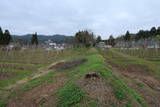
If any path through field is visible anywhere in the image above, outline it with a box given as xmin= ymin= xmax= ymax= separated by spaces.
xmin=5 ymin=60 xmax=65 ymax=89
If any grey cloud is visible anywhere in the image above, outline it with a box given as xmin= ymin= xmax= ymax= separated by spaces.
xmin=0 ymin=0 xmax=160 ymax=39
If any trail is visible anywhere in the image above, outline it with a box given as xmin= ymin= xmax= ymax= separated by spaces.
xmin=5 ymin=60 xmax=65 ymax=89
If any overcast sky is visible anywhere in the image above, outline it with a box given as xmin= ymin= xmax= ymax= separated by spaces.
xmin=0 ymin=0 xmax=160 ymax=39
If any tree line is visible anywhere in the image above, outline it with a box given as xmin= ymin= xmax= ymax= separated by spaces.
xmin=1 ymin=26 xmax=160 ymax=48
xmin=0 ymin=27 xmax=39 ymax=46
xmin=103 ymin=26 xmax=160 ymax=47
xmin=70 ymin=30 xmax=104 ymax=48
xmin=117 ymin=26 xmax=160 ymax=41
xmin=0 ymin=27 xmax=12 ymax=46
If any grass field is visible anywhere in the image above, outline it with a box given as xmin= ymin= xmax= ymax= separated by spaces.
xmin=0 ymin=48 xmax=160 ymax=107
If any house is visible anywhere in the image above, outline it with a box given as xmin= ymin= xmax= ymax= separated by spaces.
xmin=44 ymin=39 xmax=67 ymax=50
xmin=96 ymin=42 xmax=112 ymax=49
xmin=96 ymin=42 xmax=105 ymax=48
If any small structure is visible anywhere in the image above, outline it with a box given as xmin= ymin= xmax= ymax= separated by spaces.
xmin=44 ymin=39 xmax=67 ymax=50
xmin=96 ymin=42 xmax=112 ymax=49
xmin=96 ymin=42 xmax=105 ymax=48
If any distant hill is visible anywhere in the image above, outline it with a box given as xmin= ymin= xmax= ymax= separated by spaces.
xmin=12 ymin=34 xmax=73 ymax=44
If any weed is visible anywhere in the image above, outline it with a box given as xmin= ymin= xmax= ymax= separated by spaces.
xmin=114 ymin=88 xmax=126 ymax=100
xmin=125 ymin=102 xmax=133 ymax=107
xmin=0 ymin=98 xmax=7 ymax=107
xmin=136 ymin=82 xmax=144 ymax=87
xmin=57 ymin=85 xmax=85 ymax=107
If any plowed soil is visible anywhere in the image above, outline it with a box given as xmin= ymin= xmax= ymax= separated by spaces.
xmin=0 ymin=72 xmax=18 ymax=81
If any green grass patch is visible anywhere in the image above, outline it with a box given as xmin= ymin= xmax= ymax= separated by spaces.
xmin=136 ymin=82 xmax=145 ymax=87
xmin=21 ymin=71 xmax=54 ymax=91
xmin=0 ymin=98 xmax=7 ymax=107
xmin=125 ymin=102 xmax=134 ymax=107
xmin=111 ymin=77 xmax=147 ymax=107
xmin=69 ymin=53 xmax=112 ymax=81
xmin=0 ymin=69 xmax=39 ymax=88
xmin=57 ymin=85 xmax=85 ymax=107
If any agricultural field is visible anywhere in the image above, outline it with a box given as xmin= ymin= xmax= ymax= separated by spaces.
xmin=0 ymin=48 xmax=160 ymax=107
xmin=116 ymin=48 xmax=160 ymax=66
xmin=0 ymin=49 xmax=83 ymax=88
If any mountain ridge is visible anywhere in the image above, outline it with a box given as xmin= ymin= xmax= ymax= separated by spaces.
xmin=12 ymin=34 xmax=73 ymax=44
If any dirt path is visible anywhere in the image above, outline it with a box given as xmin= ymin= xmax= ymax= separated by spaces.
xmin=5 ymin=60 xmax=65 ymax=89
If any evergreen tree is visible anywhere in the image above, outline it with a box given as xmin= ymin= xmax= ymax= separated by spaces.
xmin=150 ymin=27 xmax=157 ymax=37
xmin=96 ymin=36 xmax=102 ymax=43
xmin=3 ymin=29 xmax=12 ymax=45
xmin=157 ymin=27 xmax=160 ymax=35
xmin=31 ymin=32 xmax=38 ymax=45
xmin=124 ymin=31 xmax=131 ymax=41
xmin=136 ymin=30 xmax=146 ymax=40
xmin=116 ymin=26 xmax=160 ymax=42
xmin=108 ymin=35 xmax=115 ymax=46
xmin=0 ymin=27 xmax=3 ymax=45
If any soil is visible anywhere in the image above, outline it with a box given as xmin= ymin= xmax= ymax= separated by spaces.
xmin=77 ymin=72 xmax=125 ymax=107
xmin=85 ymin=72 xmax=101 ymax=79
xmin=0 ymin=64 xmax=37 ymax=71
xmin=107 ymin=60 xmax=160 ymax=107
xmin=5 ymin=61 xmax=65 ymax=89
xmin=0 ymin=72 xmax=18 ymax=81
xmin=48 ymin=62 xmax=65 ymax=70
xmin=7 ymin=73 xmax=67 ymax=107
xmin=48 ymin=58 xmax=87 ymax=71
xmin=6 ymin=59 xmax=82 ymax=107
xmin=107 ymin=60 xmax=160 ymax=91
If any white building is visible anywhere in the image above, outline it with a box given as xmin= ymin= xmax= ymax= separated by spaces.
xmin=96 ymin=42 xmax=112 ymax=49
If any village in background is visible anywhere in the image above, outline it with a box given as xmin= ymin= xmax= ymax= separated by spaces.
xmin=0 ymin=26 xmax=160 ymax=50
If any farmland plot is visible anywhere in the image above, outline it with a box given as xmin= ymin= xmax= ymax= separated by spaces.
xmin=0 ymin=48 xmax=159 ymax=107
xmin=99 ymin=48 xmax=160 ymax=107
xmin=0 ymin=49 xmax=84 ymax=88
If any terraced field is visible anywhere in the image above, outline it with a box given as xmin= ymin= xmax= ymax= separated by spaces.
xmin=0 ymin=48 xmax=159 ymax=107
xmin=99 ymin=48 xmax=160 ymax=107
xmin=0 ymin=49 xmax=85 ymax=86
xmin=116 ymin=49 xmax=160 ymax=66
